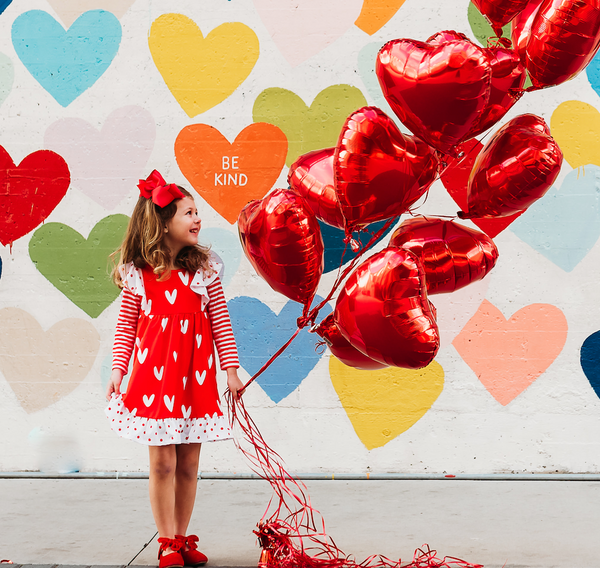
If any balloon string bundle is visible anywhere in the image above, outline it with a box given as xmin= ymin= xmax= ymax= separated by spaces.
xmin=225 ymin=392 xmax=483 ymax=568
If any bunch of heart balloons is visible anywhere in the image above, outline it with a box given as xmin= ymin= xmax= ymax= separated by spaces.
xmin=239 ymin=0 xmax=600 ymax=372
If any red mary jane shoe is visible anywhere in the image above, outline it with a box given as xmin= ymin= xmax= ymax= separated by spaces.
xmin=158 ymin=537 xmax=184 ymax=568
xmin=175 ymin=534 xmax=208 ymax=566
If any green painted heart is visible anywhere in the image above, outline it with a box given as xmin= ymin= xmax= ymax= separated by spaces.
xmin=29 ymin=214 xmax=129 ymax=318
xmin=252 ymin=84 xmax=367 ymax=167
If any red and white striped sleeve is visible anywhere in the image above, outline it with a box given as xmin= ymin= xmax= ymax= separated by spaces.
xmin=112 ymin=287 xmax=141 ymax=374
xmin=206 ymin=277 xmax=240 ymax=370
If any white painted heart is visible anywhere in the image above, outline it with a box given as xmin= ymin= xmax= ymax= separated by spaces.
xmin=142 ymin=297 xmax=152 ymax=316
xmin=178 ymin=271 xmax=190 ymax=286
xmin=154 ymin=366 xmax=164 ymax=381
xmin=183 ymin=376 xmax=188 ymax=389
xmin=173 ymin=351 xmax=178 ymax=361
xmin=180 ymin=319 xmax=189 ymax=334
xmin=196 ymin=334 xmax=202 ymax=348
xmin=165 ymin=289 xmax=177 ymax=304
xmin=137 ymin=347 xmax=148 ymax=364
xmin=181 ymin=404 xmax=191 ymax=419
xmin=43 ymin=105 xmax=155 ymax=209
xmin=196 ymin=370 xmax=206 ymax=385
xmin=143 ymin=394 xmax=155 ymax=407
xmin=208 ymin=354 xmax=213 ymax=369
xmin=136 ymin=337 xmax=141 ymax=348
xmin=163 ymin=394 xmax=174 ymax=412
xmin=161 ymin=317 xmax=168 ymax=331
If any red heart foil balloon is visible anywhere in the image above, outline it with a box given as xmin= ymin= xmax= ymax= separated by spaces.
xmin=459 ymin=114 xmax=563 ymax=219
xmin=511 ymin=0 xmax=544 ymax=62
xmin=334 ymin=247 xmax=439 ymax=369
xmin=334 ymin=106 xmax=439 ymax=234
xmin=288 ymin=148 xmax=345 ymax=229
xmin=471 ymin=0 xmax=531 ymax=35
xmin=315 ymin=313 xmax=388 ymax=370
xmin=388 ymin=216 xmax=499 ymax=294
xmin=376 ymin=38 xmax=492 ymax=155
xmin=0 ymin=147 xmax=70 ymax=247
xmin=526 ymin=0 xmax=600 ymax=90
xmin=238 ymin=188 xmax=324 ymax=306
xmin=428 ymin=31 xmax=526 ymax=139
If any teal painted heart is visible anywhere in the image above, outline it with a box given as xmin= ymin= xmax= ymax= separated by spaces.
xmin=29 ymin=214 xmax=129 ymax=317
xmin=11 ymin=10 xmax=121 ymax=107
xmin=0 ymin=52 xmax=14 ymax=108
xmin=510 ymin=165 xmax=600 ymax=272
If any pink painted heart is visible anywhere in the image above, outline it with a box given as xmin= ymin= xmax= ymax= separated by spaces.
xmin=44 ymin=106 xmax=155 ymax=209
xmin=252 ymin=0 xmax=363 ymax=67
xmin=452 ymin=300 xmax=568 ymax=405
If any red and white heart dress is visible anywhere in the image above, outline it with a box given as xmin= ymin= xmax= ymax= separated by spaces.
xmin=105 ymin=259 xmax=239 ymax=446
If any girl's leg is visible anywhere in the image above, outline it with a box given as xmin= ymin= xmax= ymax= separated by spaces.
xmin=173 ymin=443 xmax=202 ymax=535
xmin=149 ymin=445 xmax=178 ymax=539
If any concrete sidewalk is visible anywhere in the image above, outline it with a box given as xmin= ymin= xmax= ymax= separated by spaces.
xmin=1 ymin=477 xmax=599 ymax=568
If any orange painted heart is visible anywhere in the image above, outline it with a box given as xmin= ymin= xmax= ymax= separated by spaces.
xmin=452 ymin=300 xmax=568 ymax=405
xmin=175 ymin=123 xmax=287 ymax=224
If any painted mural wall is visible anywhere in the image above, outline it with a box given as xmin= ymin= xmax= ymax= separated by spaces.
xmin=1 ymin=0 xmax=600 ymax=474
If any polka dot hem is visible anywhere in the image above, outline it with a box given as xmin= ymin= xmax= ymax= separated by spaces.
xmin=105 ymin=394 xmax=232 ymax=446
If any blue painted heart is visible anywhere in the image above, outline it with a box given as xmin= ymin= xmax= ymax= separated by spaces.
xmin=509 ymin=165 xmax=600 ymax=272
xmin=228 ymin=296 xmax=332 ymax=403
xmin=11 ymin=10 xmax=121 ymax=107
xmin=580 ymin=330 xmax=600 ymax=400
xmin=200 ymin=227 xmax=242 ymax=289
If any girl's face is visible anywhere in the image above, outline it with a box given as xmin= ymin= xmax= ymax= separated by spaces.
xmin=164 ymin=196 xmax=201 ymax=256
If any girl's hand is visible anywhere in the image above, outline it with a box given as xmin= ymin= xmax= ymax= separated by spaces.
xmin=106 ymin=369 xmax=124 ymax=401
xmin=226 ymin=367 xmax=244 ymax=400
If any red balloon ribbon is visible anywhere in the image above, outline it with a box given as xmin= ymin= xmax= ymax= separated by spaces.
xmin=138 ymin=169 xmax=184 ymax=208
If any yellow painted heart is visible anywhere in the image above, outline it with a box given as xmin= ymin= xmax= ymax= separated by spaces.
xmin=551 ymin=100 xmax=600 ymax=168
xmin=0 ymin=308 xmax=100 ymax=413
xmin=148 ymin=13 xmax=259 ymax=117
xmin=329 ymin=356 xmax=444 ymax=450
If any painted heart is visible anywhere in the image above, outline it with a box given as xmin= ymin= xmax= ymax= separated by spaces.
xmin=180 ymin=319 xmax=188 ymax=334
xmin=0 ymin=1 xmax=12 ymax=16
xmin=181 ymin=404 xmax=191 ymax=419
xmin=196 ymin=370 xmax=206 ymax=385
xmin=252 ymin=0 xmax=362 ymax=67
xmin=238 ymin=189 xmax=324 ymax=306
xmin=228 ymin=296 xmax=332 ymax=403
xmin=173 ymin=351 xmax=178 ymax=362
xmin=329 ymin=357 xmax=444 ymax=450
xmin=253 ymin=85 xmax=367 ymax=167
xmin=0 ymin=146 xmax=70 ymax=247
xmin=46 ymin=0 xmax=135 ymax=27
xmin=376 ymin=37 xmax=491 ymax=155
xmin=28 ymin=214 xmax=129 ymax=318
xmin=200 ymin=228 xmax=242 ymax=288
xmin=319 ymin=219 xmax=397 ymax=274
xmin=165 ymin=290 xmax=177 ymax=304
xmin=335 ymin=106 xmax=439 ymax=232
xmin=195 ymin=334 xmax=202 ymax=348
xmin=137 ymin=347 xmax=148 ymax=364
xmin=510 ymin=165 xmax=600 ymax=272
xmin=335 ymin=247 xmax=439 ymax=369
xmin=161 ymin=318 xmax=168 ymax=331
xmin=551 ymin=100 xmax=600 ymax=169
xmin=183 ymin=376 xmax=188 ymax=389
xmin=143 ymin=394 xmax=154 ymax=407
xmin=154 ymin=366 xmax=164 ymax=381
xmin=141 ymin=298 xmax=152 ymax=316
xmin=354 ymin=0 xmax=406 ymax=35
xmin=11 ymin=10 xmax=122 ymax=107
xmin=453 ymin=300 xmax=568 ymax=405
xmin=175 ymin=123 xmax=287 ymax=224
xmin=357 ymin=42 xmax=396 ymax=118
xmin=388 ymin=217 xmax=498 ymax=294
xmin=0 ymin=308 xmax=100 ymax=413
xmin=288 ymin=148 xmax=345 ymax=229
xmin=178 ymin=271 xmax=189 ymax=286
xmin=459 ymin=114 xmax=563 ymax=219
xmin=440 ymin=138 xmax=524 ymax=237
xmin=44 ymin=106 xmax=155 ymax=209
xmin=0 ymin=52 xmax=14 ymax=108
xmin=149 ymin=13 xmax=259 ymax=117
xmin=580 ymin=330 xmax=600 ymax=400
xmin=586 ymin=49 xmax=600 ymax=98
xmin=163 ymin=394 xmax=174 ymax=412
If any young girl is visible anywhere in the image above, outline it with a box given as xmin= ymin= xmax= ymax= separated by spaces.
xmin=105 ymin=170 xmax=244 ymax=568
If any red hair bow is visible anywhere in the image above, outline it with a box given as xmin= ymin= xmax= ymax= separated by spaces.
xmin=138 ymin=170 xmax=184 ymax=208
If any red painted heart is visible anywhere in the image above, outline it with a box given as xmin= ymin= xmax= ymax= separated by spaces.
xmin=238 ymin=188 xmax=324 ymax=306
xmin=389 ymin=216 xmax=499 ymax=294
xmin=376 ymin=37 xmax=491 ymax=155
xmin=334 ymin=106 xmax=439 ymax=234
xmin=288 ymin=147 xmax=345 ymax=229
xmin=0 ymin=146 xmax=70 ymax=247
xmin=335 ymin=247 xmax=439 ymax=369
xmin=459 ymin=114 xmax=563 ymax=219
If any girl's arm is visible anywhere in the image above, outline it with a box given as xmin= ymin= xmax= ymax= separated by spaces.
xmin=106 ymin=287 xmax=141 ymax=400
xmin=206 ymin=277 xmax=243 ymax=397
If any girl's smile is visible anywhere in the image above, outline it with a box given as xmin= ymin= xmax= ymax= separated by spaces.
xmin=164 ymin=196 xmax=202 ymax=257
